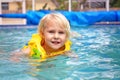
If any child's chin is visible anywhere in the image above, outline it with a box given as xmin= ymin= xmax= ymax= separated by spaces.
xmin=52 ymin=48 xmax=60 ymax=50
xmin=51 ymin=47 xmax=61 ymax=50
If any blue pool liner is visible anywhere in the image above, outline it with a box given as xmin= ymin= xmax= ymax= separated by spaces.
xmin=0 ymin=10 xmax=120 ymax=26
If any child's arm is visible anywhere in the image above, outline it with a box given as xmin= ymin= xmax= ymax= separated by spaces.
xmin=64 ymin=51 xmax=78 ymax=58
xmin=10 ymin=47 xmax=31 ymax=62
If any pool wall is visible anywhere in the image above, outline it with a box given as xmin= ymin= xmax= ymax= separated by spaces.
xmin=0 ymin=10 xmax=120 ymax=26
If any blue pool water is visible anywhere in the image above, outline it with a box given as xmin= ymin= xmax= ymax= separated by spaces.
xmin=0 ymin=25 xmax=120 ymax=80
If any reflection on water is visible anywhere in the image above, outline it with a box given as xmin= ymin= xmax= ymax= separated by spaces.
xmin=0 ymin=25 xmax=120 ymax=80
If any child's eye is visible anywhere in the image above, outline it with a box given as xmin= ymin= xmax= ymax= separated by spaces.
xmin=59 ymin=31 xmax=65 ymax=34
xmin=48 ymin=30 xmax=54 ymax=33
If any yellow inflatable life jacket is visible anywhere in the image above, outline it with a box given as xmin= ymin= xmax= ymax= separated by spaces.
xmin=23 ymin=34 xmax=72 ymax=59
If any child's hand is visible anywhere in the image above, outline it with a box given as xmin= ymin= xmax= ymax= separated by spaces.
xmin=10 ymin=55 xmax=21 ymax=62
xmin=10 ymin=52 xmax=21 ymax=62
xmin=10 ymin=48 xmax=30 ymax=62
xmin=64 ymin=51 xmax=78 ymax=58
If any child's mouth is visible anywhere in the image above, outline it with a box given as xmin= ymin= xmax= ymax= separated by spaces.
xmin=52 ymin=41 xmax=60 ymax=44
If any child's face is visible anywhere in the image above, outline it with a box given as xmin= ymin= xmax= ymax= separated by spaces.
xmin=42 ymin=22 xmax=67 ymax=51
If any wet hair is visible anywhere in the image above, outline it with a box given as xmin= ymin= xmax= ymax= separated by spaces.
xmin=38 ymin=12 xmax=70 ymax=38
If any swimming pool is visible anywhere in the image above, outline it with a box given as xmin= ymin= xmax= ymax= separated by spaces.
xmin=0 ymin=25 xmax=120 ymax=80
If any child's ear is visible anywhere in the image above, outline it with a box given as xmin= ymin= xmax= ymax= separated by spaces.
xmin=40 ymin=32 xmax=45 ymax=39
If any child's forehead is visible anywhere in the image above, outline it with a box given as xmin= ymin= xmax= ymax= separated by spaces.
xmin=46 ymin=20 xmax=57 ymax=25
xmin=45 ymin=20 xmax=64 ymax=28
xmin=45 ymin=22 xmax=65 ymax=30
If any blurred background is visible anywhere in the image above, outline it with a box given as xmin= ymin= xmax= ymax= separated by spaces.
xmin=0 ymin=0 xmax=120 ymax=25
xmin=0 ymin=0 xmax=120 ymax=13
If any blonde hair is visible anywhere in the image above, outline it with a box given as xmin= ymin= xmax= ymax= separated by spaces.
xmin=38 ymin=12 xmax=70 ymax=38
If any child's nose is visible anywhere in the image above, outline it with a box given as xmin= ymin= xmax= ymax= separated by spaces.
xmin=54 ymin=33 xmax=59 ymax=39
